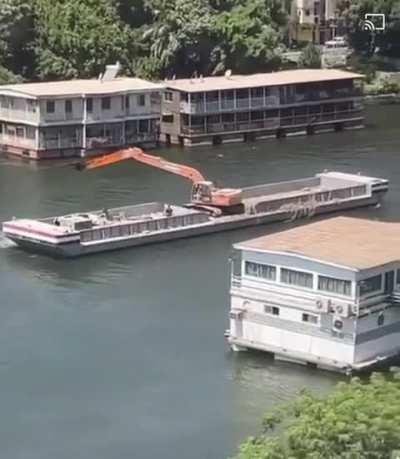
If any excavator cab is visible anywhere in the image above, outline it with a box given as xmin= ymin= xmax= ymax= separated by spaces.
xmin=191 ymin=181 xmax=214 ymax=204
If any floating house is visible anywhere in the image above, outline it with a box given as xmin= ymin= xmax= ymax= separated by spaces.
xmin=227 ymin=217 xmax=400 ymax=373
xmin=0 ymin=65 xmax=164 ymax=159
xmin=160 ymin=69 xmax=363 ymax=147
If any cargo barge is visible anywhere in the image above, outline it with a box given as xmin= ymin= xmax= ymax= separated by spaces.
xmin=2 ymin=161 xmax=388 ymax=258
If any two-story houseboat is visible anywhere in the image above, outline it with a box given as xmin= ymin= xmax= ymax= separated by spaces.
xmin=160 ymin=69 xmax=363 ymax=147
xmin=0 ymin=67 xmax=164 ymax=159
xmin=227 ymin=217 xmax=400 ymax=373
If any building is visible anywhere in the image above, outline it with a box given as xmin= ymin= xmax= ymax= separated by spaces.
xmin=289 ymin=0 xmax=339 ymax=45
xmin=0 ymin=70 xmax=164 ymax=159
xmin=227 ymin=217 xmax=400 ymax=373
xmin=160 ymin=69 xmax=363 ymax=147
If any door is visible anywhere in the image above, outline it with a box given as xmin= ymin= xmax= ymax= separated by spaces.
xmin=385 ymin=271 xmax=394 ymax=294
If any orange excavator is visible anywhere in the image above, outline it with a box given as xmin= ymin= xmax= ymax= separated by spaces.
xmin=76 ymin=147 xmax=243 ymax=212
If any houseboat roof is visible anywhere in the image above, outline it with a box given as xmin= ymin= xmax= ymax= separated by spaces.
xmin=235 ymin=217 xmax=400 ymax=271
xmin=0 ymin=78 xmax=164 ymax=99
xmin=165 ymin=69 xmax=364 ymax=93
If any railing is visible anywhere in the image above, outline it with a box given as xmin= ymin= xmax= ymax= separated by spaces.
xmin=86 ymin=132 xmax=157 ymax=148
xmin=179 ymin=90 xmax=360 ymax=114
xmin=0 ymin=108 xmax=39 ymax=123
xmin=180 ymin=96 xmax=280 ymax=114
xmin=182 ymin=117 xmax=280 ymax=135
xmin=181 ymin=108 xmax=363 ymax=136
xmin=39 ymin=137 xmax=81 ymax=149
xmin=86 ymin=136 xmax=122 ymax=149
xmin=280 ymin=108 xmax=363 ymax=127
xmin=0 ymin=135 xmax=36 ymax=148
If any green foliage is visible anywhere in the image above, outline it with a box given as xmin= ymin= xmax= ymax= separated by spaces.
xmin=33 ymin=0 xmax=136 ymax=80
xmin=338 ymin=0 xmax=400 ymax=57
xmin=0 ymin=0 xmax=35 ymax=79
xmin=299 ymin=43 xmax=321 ymax=69
xmin=233 ymin=373 xmax=400 ymax=459
xmin=141 ymin=0 xmax=216 ymax=77
xmin=213 ymin=0 xmax=286 ymax=74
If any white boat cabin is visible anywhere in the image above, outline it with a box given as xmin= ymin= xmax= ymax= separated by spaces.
xmin=227 ymin=217 xmax=400 ymax=373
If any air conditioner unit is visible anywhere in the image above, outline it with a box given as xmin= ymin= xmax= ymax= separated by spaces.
xmin=229 ymin=310 xmax=244 ymax=320
xmin=333 ymin=303 xmax=350 ymax=318
xmin=351 ymin=304 xmax=359 ymax=316
xmin=315 ymin=298 xmax=329 ymax=313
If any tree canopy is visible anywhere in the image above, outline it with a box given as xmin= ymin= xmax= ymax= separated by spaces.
xmin=0 ymin=0 xmax=289 ymax=83
xmin=233 ymin=372 xmax=400 ymax=459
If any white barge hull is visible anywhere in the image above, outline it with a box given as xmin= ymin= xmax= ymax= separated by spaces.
xmin=2 ymin=172 xmax=389 ymax=258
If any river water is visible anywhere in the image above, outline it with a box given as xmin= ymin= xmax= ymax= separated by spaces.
xmin=0 ymin=104 xmax=399 ymax=459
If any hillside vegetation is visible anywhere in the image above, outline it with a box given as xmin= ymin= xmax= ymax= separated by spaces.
xmin=0 ymin=0 xmax=399 ymax=83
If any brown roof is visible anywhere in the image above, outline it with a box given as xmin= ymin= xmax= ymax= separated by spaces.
xmin=0 ymin=78 xmax=164 ymax=98
xmin=165 ymin=69 xmax=364 ymax=93
xmin=235 ymin=217 xmax=400 ymax=270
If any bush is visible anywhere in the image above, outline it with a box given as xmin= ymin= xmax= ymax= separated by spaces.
xmin=232 ymin=372 xmax=400 ymax=459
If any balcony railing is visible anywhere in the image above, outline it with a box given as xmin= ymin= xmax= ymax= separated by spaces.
xmin=39 ymin=137 xmax=81 ymax=149
xmin=182 ymin=118 xmax=280 ymax=135
xmin=180 ymin=95 xmax=280 ymax=114
xmin=179 ymin=89 xmax=361 ymax=114
xmin=0 ymin=108 xmax=39 ymax=123
xmin=1 ymin=134 xmax=36 ymax=148
xmin=181 ymin=108 xmax=363 ymax=136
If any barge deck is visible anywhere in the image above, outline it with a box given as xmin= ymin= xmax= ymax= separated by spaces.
xmin=2 ymin=171 xmax=388 ymax=257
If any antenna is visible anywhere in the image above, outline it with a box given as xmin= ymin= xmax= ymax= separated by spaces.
xmin=101 ymin=62 xmax=121 ymax=82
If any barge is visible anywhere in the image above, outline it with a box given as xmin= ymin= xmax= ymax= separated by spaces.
xmin=2 ymin=166 xmax=388 ymax=258
xmin=227 ymin=217 xmax=400 ymax=373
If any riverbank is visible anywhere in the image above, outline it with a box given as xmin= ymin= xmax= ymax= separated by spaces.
xmin=364 ymin=93 xmax=400 ymax=104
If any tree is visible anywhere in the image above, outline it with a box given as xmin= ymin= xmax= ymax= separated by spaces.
xmin=0 ymin=0 xmax=35 ymax=81
xmin=299 ymin=43 xmax=321 ymax=69
xmin=213 ymin=0 xmax=287 ymax=74
xmin=34 ymin=0 xmax=136 ymax=80
xmin=141 ymin=0 xmax=216 ymax=78
xmin=338 ymin=0 xmax=400 ymax=57
xmin=233 ymin=372 xmax=400 ymax=459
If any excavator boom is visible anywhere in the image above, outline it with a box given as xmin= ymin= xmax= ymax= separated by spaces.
xmin=76 ymin=147 xmax=243 ymax=208
xmin=76 ymin=147 xmax=206 ymax=183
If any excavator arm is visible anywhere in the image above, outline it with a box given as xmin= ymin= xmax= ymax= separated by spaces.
xmin=76 ymin=147 xmax=206 ymax=184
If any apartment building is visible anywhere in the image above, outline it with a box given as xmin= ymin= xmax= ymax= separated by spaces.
xmin=160 ymin=69 xmax=363 ymax=147
xmin=289 ymin=0 xmax=338 ymax=45
xmin=0 ymin=73 xmax=164 ymax=159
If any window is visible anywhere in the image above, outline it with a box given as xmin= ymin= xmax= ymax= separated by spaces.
xmin=377 ymin=313 xmax=385 ymax=326
xmin=244 ymin=261 xmax=276 ymax=281
xmin=27 ymin=100 xmax=36 ymax=112
xmin=318 ymin=275 xmax=351 ymax=296
xmin=86 ymin=98 xmax=93 ymax=112
xmin=137 ymin=94 xmax=146 ymax=106
xmin=139 ymin=119 xmax=149 ymax=133
xmin=101 ymin=97 xmax=111 ymax=110
xmin=46 ymin=100 xmax=55 ymax=113
xmin=281 ymin=268 xmax=313 ymax=289
xmin=359 ymin=274 xmax=382 ymax=296
xmin=264 ymin=305 xmax=280 ymax=316
xmin=302 ymin=313 xmax=318 ymax=324
xmin=65 ymin=100 xmax=72 ymax=113
xmin=162 ymin=114 xmax=174 ymax=123
xmin=396 ymin=269 xmax=400 ymax=284
xmin=125 ymin=96 xmax=130 ymax=110
xmin=16 ymin=127 xmax=25 ymax=138
xmin=164 ymin=91 xmax=173 ymax=102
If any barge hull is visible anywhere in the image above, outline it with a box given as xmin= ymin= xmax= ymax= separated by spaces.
xmin=5 ymin=192 xmax=383 ymax=258
xmin=3 ymin=171 xmax=389 ymax=258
